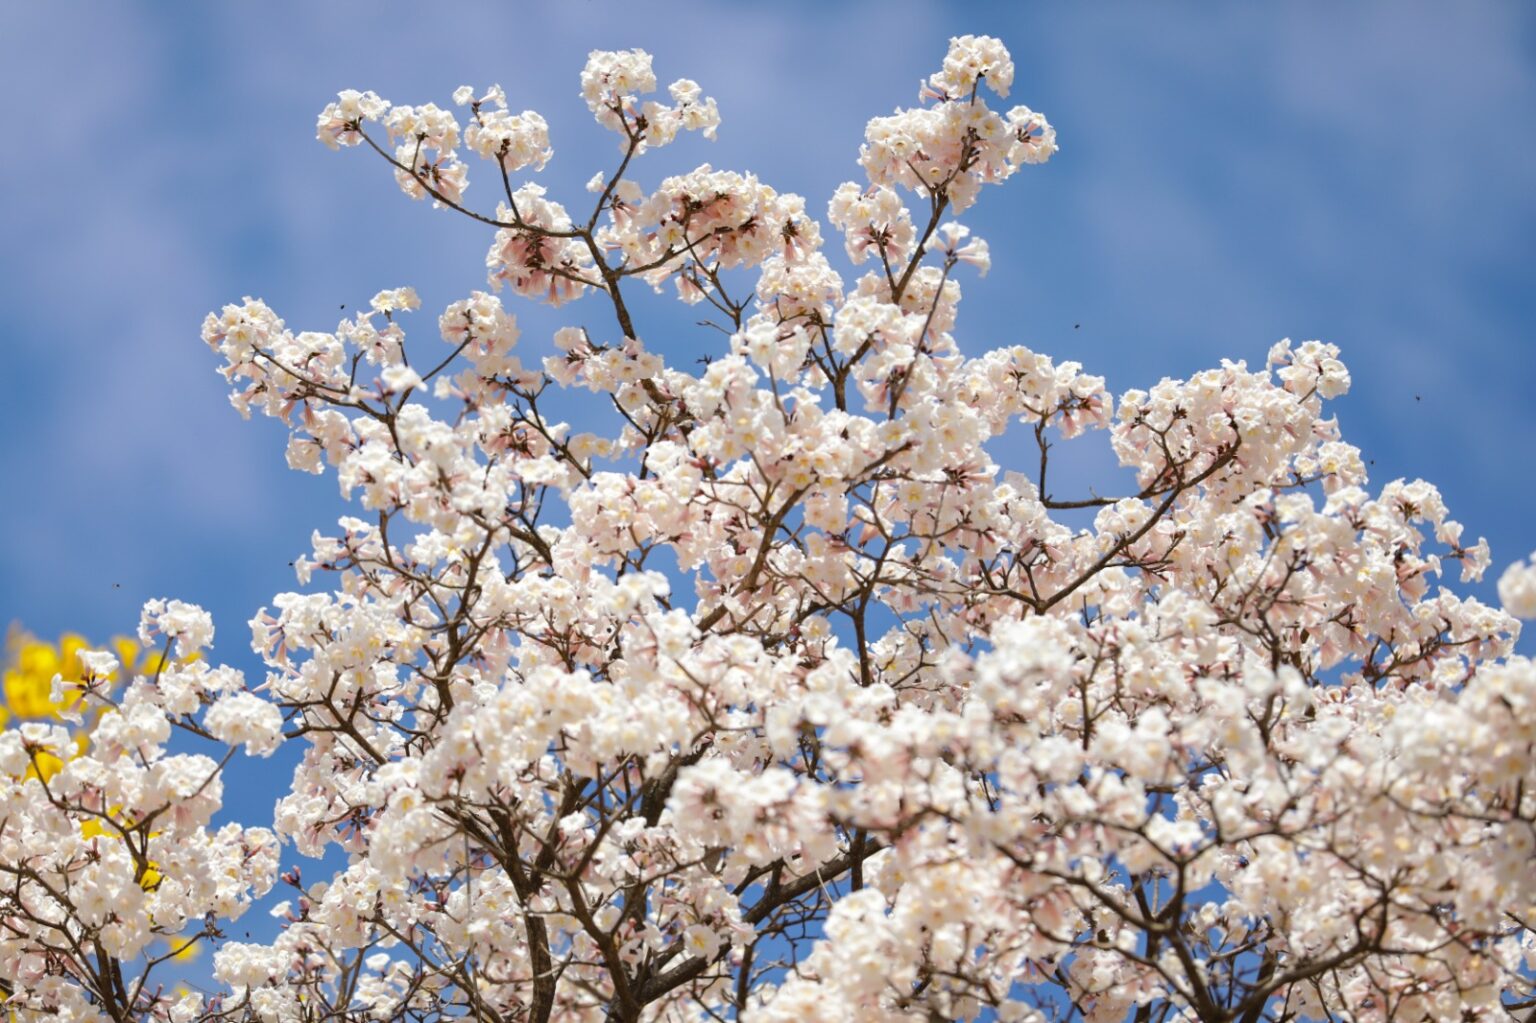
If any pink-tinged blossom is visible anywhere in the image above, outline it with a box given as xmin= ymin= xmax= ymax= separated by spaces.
xmin=138 ymin=597 xmax=214 ymax=655
xmin=486 ymin=184 xmax=597 ymax=306
xmin=205 ymin=691 xmax=285 ymax=757
xmin=315 ymin=89 xmax=388 ymax=149
xmin=465 ymin=105 xmax=553 ymax=173
xmin=925 ymin=34 xmax=1016 ymax=101
xmin=1499 ymin=552 xmax=1536 ymax=618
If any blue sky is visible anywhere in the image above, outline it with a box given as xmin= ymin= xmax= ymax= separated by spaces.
xmin=4 ymin=1 xmax=1534 ymax=673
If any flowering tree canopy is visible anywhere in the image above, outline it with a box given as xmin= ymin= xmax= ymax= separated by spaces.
xmin=6 ymin=34 xmax=1536 ymax=1023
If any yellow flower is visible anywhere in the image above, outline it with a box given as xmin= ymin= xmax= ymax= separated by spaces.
xmin=80 ymin=812 xmax=165 ymax=891
xmin=2 ymin=628 xmax=90 ymax=723
xmin=165 ymin=933 xmax=202 ymax=962
xmin=114 ymin=634 xmax=189 ymax=680
xmin=2 ymin=625 xmax=197 ymax=730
